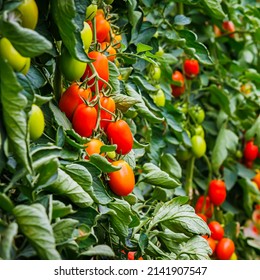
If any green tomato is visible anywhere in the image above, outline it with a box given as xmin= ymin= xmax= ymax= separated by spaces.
xmin=193 ymin=125 xmax=205 ymax=138
xmin=191 ymin=135 xmax=206 ymax=158
xmin=155 ymin=46 xmax=164 ymax=57
xmin=17 ymin=0 xmax=38 ymax=30
xmin=85 ymin=4 xmax=97 ymax=21
xmin=59 ymin=47 xmax=86 ymax=81
xmin=0 ymin=37 xmax=28 ymax=72
xmin=21 ymin=57 xmax=31 ymax=75
xmin=153 ymin=89 xmax=165 ymax=107
xmin=104 ymin=0 xmax=114 ymax=4
xmin=177 ymin=147 xmax=191 ymax=161
xmin=107 ymin=151 xmax=116 ymax=159
xmin=189 ymin=105 xmax=205 ymax=124
xmin=29 ymin=104 xmax=45 ymax=141
xmin=81 ymin=21 xmax=93 ymax=52
xmin=174 ymin=102 xmax=188 ymax=114
xmin=148 ymin=64 xmax=161 ymax=81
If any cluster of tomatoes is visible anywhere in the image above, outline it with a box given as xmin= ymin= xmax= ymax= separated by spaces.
xmin=195 ymin=179 xmax=236 ymax=259
xmin=59 ymin=4 xmax=135 ymax=197
xmin=213 ymin=20 xmax=236 ymax=38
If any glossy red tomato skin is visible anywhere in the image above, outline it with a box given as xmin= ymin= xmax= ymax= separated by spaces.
xmin=72 ymin=104 xmax=97 ymax=137
xmin=88 ymin=14 xmax=110 ymax=43
xmin=207 ymin=237 xmax=216 ymax=255
xmin=183 ymin=59 xmax=200 ymax=79
xmin=81 ymin=51 xmax=109 ymax=92
xmin=208 ymin=179 xmax=227 ymax=206
xmin=222 ymin=21 xmax=235 ymax=38
xmin=171 ymin=70 xmax=185 ymax=97
xmin=195 ymin=195 xmax=213 ymax=218
xmin=208 ymin=221 xmax=224 ymax=241
xmin=216 ymin=238 xmax=235 ymax=260
xmin=59 ymin=83 xmax=92 ymax=120
xmin=197 ymin=213 xmax=207 ymax=223
xmin=106 ymin=120 xmax=133 ymax=155
xmin=244 ymin=140 xmax=259 ymax=162
xmin=99 ymin=95 xmax=116 ymax=130
xmin=108 ymin=160 xmax=135 ymax=196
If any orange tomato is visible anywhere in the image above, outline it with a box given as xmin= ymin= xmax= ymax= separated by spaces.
xmin=85 ymin=139 xmax=104 ymax=159
xmin=101 ymin=42 xmax=116 ymax=62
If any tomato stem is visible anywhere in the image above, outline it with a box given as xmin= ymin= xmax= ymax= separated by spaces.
xmin=184 ymin=156 xmax=195 ymax=200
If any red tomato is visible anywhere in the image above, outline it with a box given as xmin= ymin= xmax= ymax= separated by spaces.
xmin=72 ymin=104 xmax=97 ymax=137
xmin=195 ymin=196 xmax=214 ymax=218
xmin=101 ymin=42 xmax=116 ymax=62
xmin=183 ymin=59 xmax=200 ymax=79
xmin=88 ymin=13 xmax=110 ymax=43
xmin=108 ymin=160 xmax=135 ymax=196
xmin=215 ymin=238 xmax=235 ymax=260
xmin=106 ymin=120 xmax=133 ymax=155
xmin=99 ymin=95 xmax=116 ymax=130
xmin=59 ymin=83 xmax=92 ymax=120
xmin=81 ymin=51 xmax=109 ymax=92
xmin=207 ymin=237 xmax=216 ymax=255
xmin=208 ymin=221 xmax=224 ymax=241
xmin=197 ymin=213 xmax=207 ymax=223
xmin=244 ymin=140 xmax=259 ymax=162
xmin=222 ymin=21 xmax=235 ymax=38
xmin=213 ymin=25 xmax=222 ymax=37
xmin=208 ymin=179 xmax=226 ymax=206
xmin=171 ymin=70 xmax=185 ymax=97
xmin=85 ymin=139 xmax=104 ymax=159
xmin=127 ymin=251 xmax=143 ymax=260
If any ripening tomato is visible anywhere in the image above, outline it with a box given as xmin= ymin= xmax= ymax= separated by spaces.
xmin=0 ymin=37 xmax=28 ymax=73
xmin=99 ymin=95 xmax=116 ymax=130
xmin=89 ymin=13 xmax=110 ymax=43
xmin=108 ymin=160 xmax=135 ymax=196
xmin=100 ymin=42 xmax=116 ymax=62
xmin=208 ymin=221 xmax=224 ymax=241
xmin=222 ymin=21 xmax=235 ymax=38
xmin=207 ymin=237 xmax=216 ymax=255
xmin=59 ymin=83 xmax=92 ymax=120
xmin=191 ymin=135 xmax=206 ymax=158
xmin=197 ymin=213 xmax=207 ymax=223
xmin=59 ymin=47 xmax=86 ymax=81
xmin=17 ymin=0 xmax=38 ymax=30
xmin=171 ymin=70 xmax=185 ymax=97
xmin=208 ymin=179 xmax=226 ymax=206
xmin=85 ymin=139 xmax=104 ymax=159
xmin=81 ymin=51 xmax=109 ymax=92
xmin=253 ymin=171 xmax=260 ymax=190
xmin=195 ymin=196 xmax=213 ymax=218
xmin=81 ymin=21 xmax=93 ymax=52
xmin=72 ymin=104 xmax=97 ymax=137
xmin=28 ymin=104 xmax=45 ymax=141
xmin=106 ymin=120 xmax=133 ymax=155
xmin=215 ymin=238 xmax=235 ymax=260
xmin=127 ymin=251 xmax=143 ymax=260
xmin=244 ymin=140 xmax=259 ymax=162
xmin=183 ymin=59 xmax=200 ymax=79
xmin=213 ymin=25 xmax=222 ymax=37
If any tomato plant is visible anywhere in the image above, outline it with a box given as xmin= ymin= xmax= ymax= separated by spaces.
xmin=28 ymin=104 xmax=45 ymax=141
xmin=17 ymin=0 xmax=38 ymax=30
xmin=244 ymin=140 xmax=259 ymax=162
xmin=171 ymin=70 xmax=185 ymax=97
xmin=222 ymin=21 xmax=235 ymax=38
xmin=216 ymin=238 xmax=235 ymax=260
xmin=85 ymin=139 xmax=104 ymax=158
xmin=81 ymin=22 xmax=93 ymax=52
xmin=195 ymin=196 xmax=214 ymax=219
xmin=183 ymin=59 xmax=200 ymax=79
xmin=208 ymin=179 xmax=227 ymax=206
xmin=108 ymin=160 xmax=135 ymax=196
xmin=99 ymin=95 xmax=116 ymax=130
xmin=191 ymin=135 xmax=206 ymax=158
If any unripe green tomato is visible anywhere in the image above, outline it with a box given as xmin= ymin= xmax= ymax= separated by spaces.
xmin=21 ymin=57 xmax=31 ymax=75
xmin=29 ymin=104 xmax=45 ymax=141
xmin=104 ymin=0 xmax=114 ymax=4
xmin=191 ymin=135 xmax=206 ymax=158
xmin=189 ymin=106 xmax=205 ymax=124
xmin=153 ymin=89 xmax=165 ymax=107
xmin=107 ymin=151 xmax=116 ymax=159
xmin=235 ymin=150 xmax=243 ymax=159
xmin=0 ymin=37 xmax=27 ymax=72
xmin=85 ymin=4 xmax=97 ymax=21
xmin=81 ymin=21 xmax=93 ymax=52
xmin=177 ymin=147 xmax=192 ymax=161
xmin=17 ymin=0 xmax=38 ymax=30
xmin=59 ymin=47 xmax=86 ymax=81
xmin=155 ymin=46 xmax=164 ymax=57
xmin=148 ymin=64 xmax=161 ymax=81
xmin=194 ymin=125 xmax=205 ymax=138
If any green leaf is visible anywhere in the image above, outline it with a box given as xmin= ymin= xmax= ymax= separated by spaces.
xmin=178 ymin=30 xmax=213 ymax=65
xmin=48 ymin=168 xmax=93 ymax=208
xmin=0 ymin=58 xmax=32 ymax=173
xmin=53 ymin=219 xmax=79 ymax=245
xmin=112 ymin=93 xmax=139 ymax=113
xmin=49 ymin=102 xmax=72 ymax=131
xmin=209 ymin=85 xmax=231 ymax=115
xmin=13 ymin=204 xmax=61 ymax=260
xmin=177 ymin=236 xmax=211 ymax=260
xmin=52 ymin=200 xmax=76 ymax=219
xmin=89 ymin=154 xmax=121 ymax=172
xmin=0 ymin=222 xmax=18 ymax=260
xmin=133 ymin=76 xmax=158 ymax=92
xmin=0 ymin=193 xmax=14 ymax=213
xmin=140 ymin=163 xmax=181 ymax=189
xmin=245 ymin=116 xmax=260 ymax=146
xmin=80 ymin=245 xmax=115 ymax=257
xmin=50 ymin=0 xmax=89 ymax=62
xmin=160 ymin=153 xmax=182 ymax=179
xmin=174 ymin=15 xmax=191 ymax=26
xmin=109 ymin=61 xmax=120 ymax=93
xmin=212 ymin=126 xmax=238 ymax=172
xmin=149 ymin=197 xmax=210 ymax=236
xmin=125 ymin=83 xmax=164 ymax=123
xmin=136 ymin=43 xmax=153 ymax=54
xmin=200 ymin=0 xmax=225 ymax=20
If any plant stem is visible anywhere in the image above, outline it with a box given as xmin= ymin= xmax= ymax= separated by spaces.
xmin=184 ymin=156 xmax=195 ymax=200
